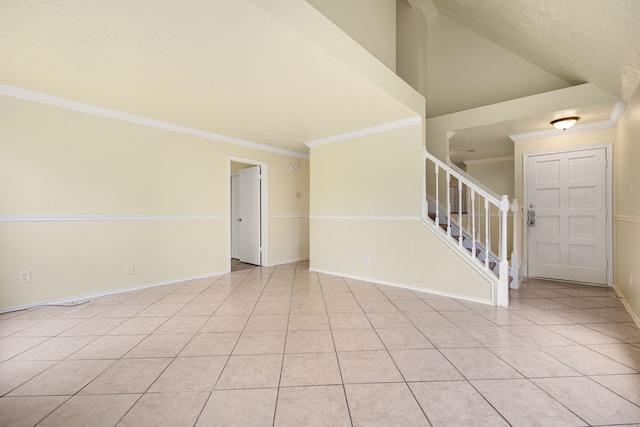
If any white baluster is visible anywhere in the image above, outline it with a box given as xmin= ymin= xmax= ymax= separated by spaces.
xmin=510 ymin=199 xmax=520 ymax=289
xmin=446 ymin=172 xmax=451 ymax=237
xmin=458 ymin=180 xmax=463 ymax=247
xmin=484 ymin=199 xmax=489 ymax=269
xmin=434 ymin=164 xmax=439 ymax=226
xmin=471 ymin=189 xmax=476 ymax=258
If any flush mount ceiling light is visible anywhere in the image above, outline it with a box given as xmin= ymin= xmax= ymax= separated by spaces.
xmin=550 ymin=116 xmax=580 ymax=130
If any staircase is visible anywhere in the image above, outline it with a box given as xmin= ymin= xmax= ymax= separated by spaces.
xmin=427 ymin=211 xmax=508 ymax=282
xmin=422 ymin=148 xmax=522 ymax=307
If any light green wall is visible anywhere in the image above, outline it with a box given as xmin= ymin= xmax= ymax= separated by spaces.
xmin=0 ymin=94 xmax=309 ymax=311
xmin=426 ymin=14 xmax=568 ymax=118
xmin=309 ymin=124 xmax=493 ymax=303
xmin=614 ymin=86 xmax=640 ymax=323
xmin=396 ymin=0 xmax=428 ymax=97
xmin=466 ymin=159 xmax=514 ymax=200
xmin=306 ymin=0 xmax=396 ymax=71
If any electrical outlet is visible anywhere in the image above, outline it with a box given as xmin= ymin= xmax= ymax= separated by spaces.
xmin=19 ymin=270 xmax=31 ymax=283
xmin=125 ymin=264 xmax=135 ymax=275
xmin=199 ymin=250 xmax=205 ymax=261
xmin=364 ymin=254 xmax=370 ymax=263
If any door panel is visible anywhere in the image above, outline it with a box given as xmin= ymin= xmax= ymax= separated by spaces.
xmin=230 ymin=175 xmax=240 ymax=259
xmin=238 ymin=165 xmax=261 ymax=265
xmin=527 ymin=148 xmax=607 ymax=284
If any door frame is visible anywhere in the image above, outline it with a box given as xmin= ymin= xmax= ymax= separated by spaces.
xmin=522 ymin=143 xmax=613 ymax=286
xmin=227 ymin=156 xmax=268 ymax=272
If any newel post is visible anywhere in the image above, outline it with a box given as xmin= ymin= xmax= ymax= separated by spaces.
xmin=510 ymin=199 xmax=520 ymax=289
xmin=497 ymin=195 xmax=510 ymax=307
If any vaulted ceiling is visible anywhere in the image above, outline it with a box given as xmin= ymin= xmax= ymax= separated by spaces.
xmin=1 ymin=0 xmax=639 ymax=160
xmin=0 ymin=0 xmax=416 ymax=157
xmin=428 ymin=0 xmax=640 ymax=163
xmin=432 ymin=0 xmax=640 ymax=102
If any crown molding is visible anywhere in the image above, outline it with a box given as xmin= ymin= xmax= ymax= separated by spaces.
xmin=0 ymin=84 xmax=309 ymax=160
xmin=509 ymin=101 xmax=627 ymax=142
xmin=463 ymin=156 xmax=514 ymax=166
xmin=305 ymin=115 xmax=422 ymax=148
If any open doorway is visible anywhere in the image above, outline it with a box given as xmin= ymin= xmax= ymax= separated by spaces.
xmin=229 ymin=157 xmax=268 ymax=272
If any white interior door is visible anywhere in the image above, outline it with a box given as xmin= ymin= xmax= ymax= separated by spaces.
xmin=230 ymin=174 xmax=240 ymax=259
xmin=238 ymin=165 xmax=261 ymax=265
xmin=526 ymin=148 xmax=607 ymax=284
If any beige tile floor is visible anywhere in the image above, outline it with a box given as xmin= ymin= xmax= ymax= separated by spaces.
xmin=1 ymin=261 xmax=640 ymax=426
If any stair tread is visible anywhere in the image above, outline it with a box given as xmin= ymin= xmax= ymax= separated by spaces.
xmin=428 ymin=213 xmax=514 ymax=285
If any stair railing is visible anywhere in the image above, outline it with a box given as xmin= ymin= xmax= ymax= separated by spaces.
xmin=423 ymin=148 xmax=520 ymax=307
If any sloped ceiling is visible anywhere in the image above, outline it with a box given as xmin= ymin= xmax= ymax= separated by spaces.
xmin=0 ymin=0 xmax=416 ymax=156
xmin=432 ymin=0 xmax=640 ymax=101
xmin=2 ymin=0 xmax=639 ymax=160
xmin=429 ymin=0 xmax=640 ymax=163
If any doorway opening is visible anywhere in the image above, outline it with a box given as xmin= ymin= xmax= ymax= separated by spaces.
xmin=229 ymin=157 xmax=268 ymax=272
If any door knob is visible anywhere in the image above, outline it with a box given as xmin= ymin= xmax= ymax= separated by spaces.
xmin=527 ymin=210 xmax=535 ymax=227
xmin=237 ymin=218 xmax=242 ymax=222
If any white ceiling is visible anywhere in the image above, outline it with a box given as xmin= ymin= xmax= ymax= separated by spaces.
xmin=0 ymin=0 xmax=415 ymax=156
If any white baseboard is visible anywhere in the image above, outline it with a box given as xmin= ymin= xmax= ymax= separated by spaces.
xmin=310 ymin=268 xmax=493 ymax=306
xmin=614 ymin=285 xmax=640 ymax=329
xmin=0 ymin=272 xmax=227 ymax=314
xmin=265 ymin=257 xmax=309 ymax=267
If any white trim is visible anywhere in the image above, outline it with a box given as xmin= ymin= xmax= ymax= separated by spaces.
xmin=268 ymin=214 xmax=308 ymax=219
xmin=309 ymin=215 xmax=421 ymax=221
xmin=0 ymin=215 xmax=225 ymax=222
xmin=0 ymin=84 xmax=309 ymax=160
xmin=0 ymin=272 xmax=226 ymax=314
xmin=614 ymin=286 xmax=640 ymax=328
xmin=310 ymin=268 xmax=493 ymax=305
xmin=523 ymin=143 xmax=614 ymax=286
xmin=305 ymin=116 xmax=422 ymax=148
xmin=608 ymin=101 xmax=627 ymax=125
xmin=616 ymin=215 xmax=640 ymax=224
xmin=509 ymin=101 xmax=627 ymax=142
xmin=265 ymin=257 xmax=309 ymax=266
xmin=463 ymin=156 xmax=514 ymax=166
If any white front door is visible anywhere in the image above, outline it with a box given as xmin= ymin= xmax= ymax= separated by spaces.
xmin=526 ymin=147 xmax=607 ymax=284
xmin=238 ymin=165 xmax=261 ymax=265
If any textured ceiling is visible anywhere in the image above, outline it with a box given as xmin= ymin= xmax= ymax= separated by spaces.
xmin=0 ymin=0 xmax=415 ymax=155
xmin=432 ymin=0 xmax=640 ymax=101
xmin=430 ymin=0 xmax=640 ymax=164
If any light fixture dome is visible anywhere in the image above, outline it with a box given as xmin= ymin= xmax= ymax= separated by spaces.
xmin=551 ymin=116 xmax=580 ymax=130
